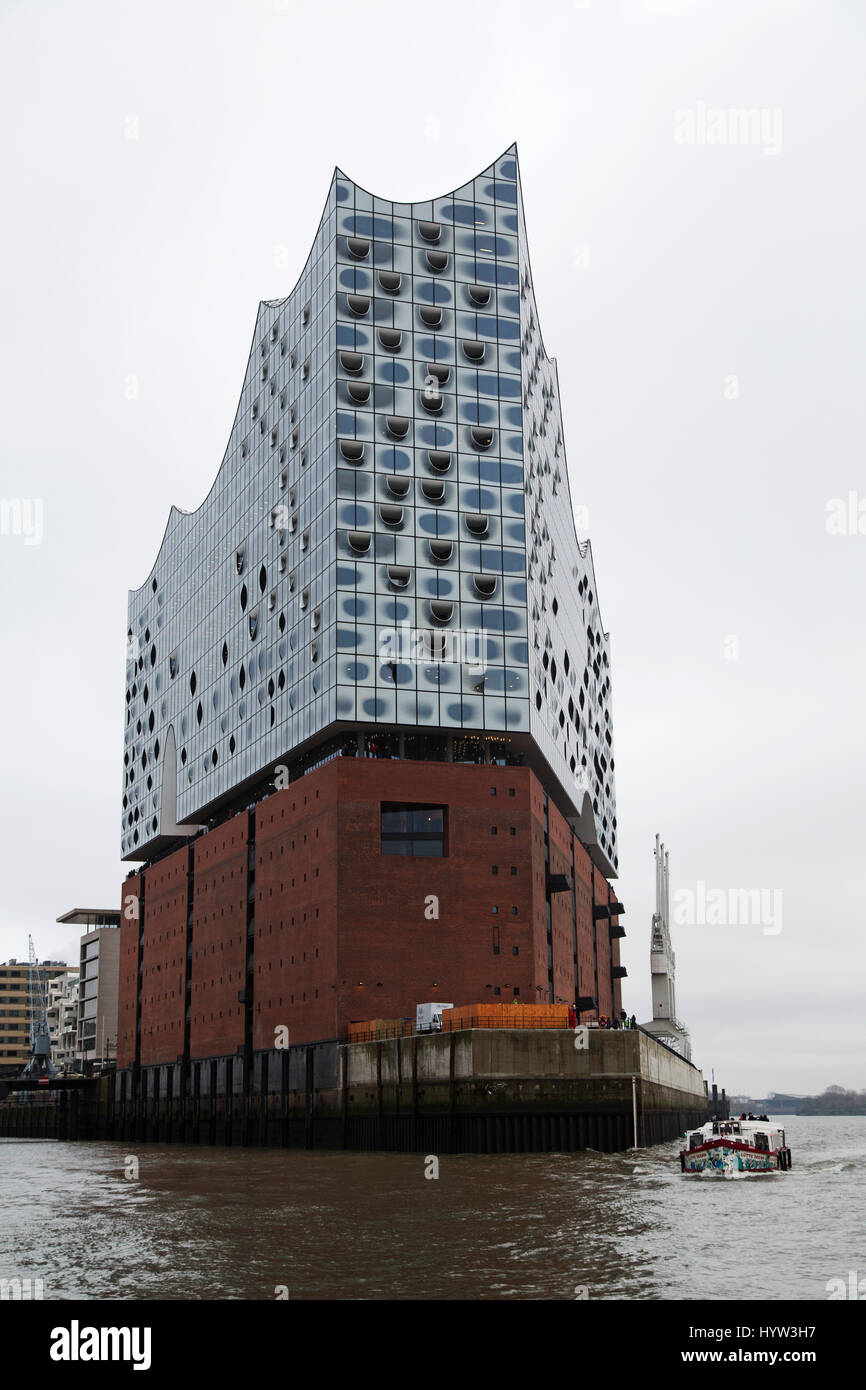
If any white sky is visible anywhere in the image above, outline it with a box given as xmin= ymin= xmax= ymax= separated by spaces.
xmin=0 ymin=0 xmax=863 ymax=1096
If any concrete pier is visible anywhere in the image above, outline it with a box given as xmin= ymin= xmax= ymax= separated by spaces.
xmin=0 ymin=1028 xmax=723 ymax=1152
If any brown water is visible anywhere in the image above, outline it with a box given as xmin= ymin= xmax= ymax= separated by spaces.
xmin=1 ymin=1118 xmax=863 ymax=1300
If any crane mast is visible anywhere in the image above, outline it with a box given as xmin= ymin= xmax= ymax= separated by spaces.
xmin=21 ymin=935 xmax=57 ymax=1079
xmin=642 ymin=834 xmax=692 ymax=1061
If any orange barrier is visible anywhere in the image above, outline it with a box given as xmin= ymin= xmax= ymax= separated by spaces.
xmin=442 ymin=1003 xmax=570 ymax=1031
xmin=348 ymin=1018 xmax=412 ymax=1042
xmin=348 ymin=1003 xmax=571 ymax=1042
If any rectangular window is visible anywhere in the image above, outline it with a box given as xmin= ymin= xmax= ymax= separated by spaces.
xmin=381 ymin=803 xmax=447 ymax=857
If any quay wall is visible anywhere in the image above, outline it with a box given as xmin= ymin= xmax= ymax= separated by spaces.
xmin=0 ymin=1028 xmax=722 ymax=1153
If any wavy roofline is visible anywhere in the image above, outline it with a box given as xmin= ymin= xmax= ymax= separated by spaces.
xmin=332 ymin=140 xmax=518 ymax=213
xmin=127 ymin=144 xmax=521 ymax=601
xmin=127 ymin=165 xmax=340 ymax=599
xmin=514 ymin=157 xmax=612 ymax=645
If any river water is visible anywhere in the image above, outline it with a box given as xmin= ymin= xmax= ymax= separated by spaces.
xmin=1 ymin=1117 xmax=862 ymax=1300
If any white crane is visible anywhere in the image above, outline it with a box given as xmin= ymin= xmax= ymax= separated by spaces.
xmin=21 ymin=935 xmax=57 ymax=1079
xmin=642 ymin=835 xmax=692 ymax=1060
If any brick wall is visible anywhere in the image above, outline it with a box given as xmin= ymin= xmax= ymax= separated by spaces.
xmin=190 ymin=818 xmax=247 ymax=1060
xmin=139 ymin=847 xmax=187 ymax=1065
xmin=118 ymin=759 xmax=624 ymax=1058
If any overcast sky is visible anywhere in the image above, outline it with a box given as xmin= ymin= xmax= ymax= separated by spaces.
xmin=1 ymin=0 xmax=863 ymax=1097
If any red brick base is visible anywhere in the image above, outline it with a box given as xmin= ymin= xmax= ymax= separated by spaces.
xmin=117 ymin=760 xmax=624 ymax=1067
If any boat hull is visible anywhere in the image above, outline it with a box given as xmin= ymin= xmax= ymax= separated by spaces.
xmin=680 ymin=1120 xmax=791 ymax=1176
xmin=682 ymin=1145 xmax=779 ymax=1176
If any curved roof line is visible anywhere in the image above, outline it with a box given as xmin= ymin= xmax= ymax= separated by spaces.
xmin=332 ymin=141 xmax=518 ymax=212
xmin=514 ymin=156 xmax=612 ymax=644
xmin=127 ymin=165 xmax=341 ymax=598
xmin=128 ymin=145 xmax=520 ymax=600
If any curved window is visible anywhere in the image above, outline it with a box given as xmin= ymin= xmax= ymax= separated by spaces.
xmin=469 ymin=284 xmax=491 ymax=305
xmin=428 ymin=449 xmax=452 ymax=472
xmin=420 ymin=388 xmax=443 ymax=413
xmin=378 ymin=328 xmax=402 ymax=351
xmin=462 ymin=339 xmax=485 ymax=361
xmin=347 ymin=236 xmax=370 ymax=259
xmin=347 ymin=531 xmax=371 ymax=553
xmin=418 ymin=220 xmax=441 ymax=242
xmin=465 ymin=513 xmax=489 ymax=536
xmin=430 ymin=600 xmax=453 ymax=624
xmin=240 ymin=583 xmax=248 ymax=610
xmin=473 ymin=574 xmax=498 ymax=597
xmin=347 ymin=380 xmax=370 ymax=404
xmin=419 ymin=305 xmax=442 ymax=327
xmin=427 ymin=362 xmax=450 ymax=384
xmin=423 ymin=631 xmax=449 ymax=660
xmin=429 ymin=539 xmax=453 ymax=563
xmin=248 ymin=608 xmax=259 ymax=639
xmin=386 ymin=475 xmax=411 ymax=497
xmin=421 ymin=479 xmax=445 ymax=503
xmin=347 ymin=293 xmax=370 ymax=316
xmin=340 ymin=350 xmax=364 ymax=374
xmin=387 ymin=565 xmax=411 ymax=589
xmin=471 ymin=426 xmax=494 ymax=450
xmin=426 ymin=250 xmax=449 ymax=272
xmin=378 ymin=270 xmax=401 ymax=293
xmin=236 ymin=544 xmax=245 ymax=574
xmin=380 ymin=503 xmax=403 ymax=526
xmin=339 ymin=439 xmax=365 ymax=462
xmin=386 ymin=415 xmax=410 ymax=438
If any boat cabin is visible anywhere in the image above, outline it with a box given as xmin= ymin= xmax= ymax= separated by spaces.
xmin=687 ymin=1119 xmax=787 ymax=1152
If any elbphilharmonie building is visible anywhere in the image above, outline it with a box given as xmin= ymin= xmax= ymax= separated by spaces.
xmin=122 ymin=144 xmax=616 ymax=876
xmin=117 ymin=147 xmax=625 ymax=1065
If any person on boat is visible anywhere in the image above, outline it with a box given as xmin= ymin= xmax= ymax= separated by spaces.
xmin=611 ymin=1016 xmax=619 ymax=1029
xmin=567 ymin=1003 xmax=577 ymax=1028
xmin=629 ymin=1014 xmax=637 ymax=1029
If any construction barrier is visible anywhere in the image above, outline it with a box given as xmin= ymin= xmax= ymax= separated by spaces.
xmin=348 ymin=1003 xmax=571 ymax=1042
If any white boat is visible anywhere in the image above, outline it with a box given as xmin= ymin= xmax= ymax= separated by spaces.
xmin=680 ymin=1116 xmax=792 ymax=1177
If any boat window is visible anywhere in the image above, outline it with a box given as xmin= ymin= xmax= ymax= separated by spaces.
xmin=755 ymin=1132 xmax=769 ymax=1151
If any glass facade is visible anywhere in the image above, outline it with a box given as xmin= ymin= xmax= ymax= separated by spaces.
xmin=122 ymin=145 xmax=617 ymax=875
